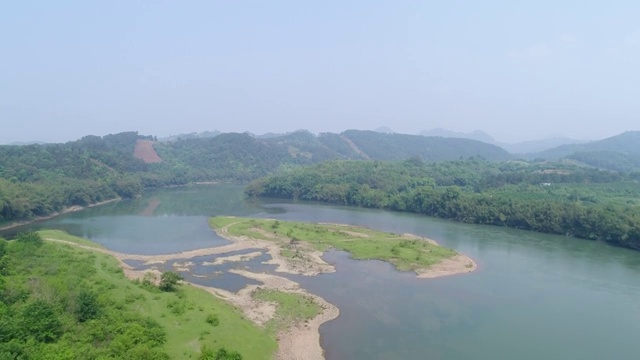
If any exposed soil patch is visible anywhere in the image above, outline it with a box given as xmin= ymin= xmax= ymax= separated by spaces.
xmin=134 ymin=139 xmax=162 ymax=163
xmin=340 ymin=135 xmax=370 ymax=159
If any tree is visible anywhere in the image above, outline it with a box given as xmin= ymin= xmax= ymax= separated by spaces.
xmin=75 ymin=290 xmax=100 ymax=322
xmin=19 ymin=300 xmax=62 ymax=343
xmin=158 ymin=271 xmax=182 ymax=292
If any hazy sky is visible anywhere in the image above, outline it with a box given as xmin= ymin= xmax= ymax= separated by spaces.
xmin=2 ymin=1 xmax=639 ymax=144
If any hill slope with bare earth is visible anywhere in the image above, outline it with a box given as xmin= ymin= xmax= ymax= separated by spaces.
xmin=133 ymin=139 xmax=162 ymax=163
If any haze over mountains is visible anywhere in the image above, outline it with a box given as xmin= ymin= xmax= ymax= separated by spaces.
xmin=1 ymin=127 xmax=617 ymax=156
xmin=153 ymin=127 xmax=640 ymax=173
xmin=416 ymin=128 xmax=588 ymax=154
xmin=3 ymin=127 xmax=639 ymax=175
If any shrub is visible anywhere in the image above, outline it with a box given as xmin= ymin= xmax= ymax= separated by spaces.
xmin=19 ymin=300 xmax=62 ymax=342
xmin=206 ymin=314 xmax=220 ymax=327
xmin=158 ymin=271 xmax=182 ymax=292
xmin=199 ymin=346 xmax=243 ymax=360
xmin=75 ymin=290 xmax=100 ymax=322
xmin=16 ymin=232 xmax=43 ymax=246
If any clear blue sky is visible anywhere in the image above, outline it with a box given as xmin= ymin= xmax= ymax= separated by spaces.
xmin=1 ymin=1 xmax=639 ymax=143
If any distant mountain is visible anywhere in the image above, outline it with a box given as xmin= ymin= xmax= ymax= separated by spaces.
xmin=255 ymin=132 xmax=287 ymax=139
xmin=533 ymin=131 xmax=640 ymax=160
xmin=342 ymin=130 xmax=511 ymax=161
xmin=529 ymin=131 xmax=640 ymax=172
xmin=418 ymin=128 xmax=587 ymax=154
xmin=499 ymin=137 xmax=587 ymax=154
xmin=566 ymin=151 xmax=640 ymax=173
xmin=419 ymin=128 xmax=495 ymax=144
xmin=254 ymin=129 xmax=322 ymax=139
xmin=152 ymin=129 xmax=513 ymax=180
xmin=374 ymin=126 xmax=395 ymax=134
xmin=158 ymin=130 xmax=221 ymax=142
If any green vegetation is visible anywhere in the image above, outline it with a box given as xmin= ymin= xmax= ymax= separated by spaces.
xmin=159 ymin=271 xmax=183 ymax=292
xmin=339 ymin=129 xmax=511 ymax=161
xmin=210 ymin=217 xmax=457 ymax=272
xmin=253 ymin=289 xmax=321 ymax=333
xmin=0 ymin=231 xmax=276 ymax=359
xmin=3 ymin=128 xmax=640 ymax=251
xmin=246 ymin=159 xmax=640 ymax=250
xmin=37 ymin=229 xmax=105 ymax=248
xmin=533 ymin=131 xmax=640 ymax=163
xmin=0 ymin=129 xmax=515 ymax=226
xmin=0 ymin=132 xmax=154 ymax=224
xmin=198 ymin=346 xmax=243 ymax=360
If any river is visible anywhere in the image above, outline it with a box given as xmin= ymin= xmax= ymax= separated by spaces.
xmin=4 ymin=184 xmax=640 ymax=360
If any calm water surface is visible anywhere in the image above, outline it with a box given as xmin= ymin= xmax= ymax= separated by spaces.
xmin=6 ymin=185 xmax=640 ymax=360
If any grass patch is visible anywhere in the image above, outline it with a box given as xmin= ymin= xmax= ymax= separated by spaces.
xmin=253 ymin=289 xmax=321 ymax=333
xmin=210 ymin=216 xmax=457 ymax=272
xmin=7 ymin=230 xmax=277 ymax=359
xmin=209 ymin=216 xmax=241 ymax=229
xmin=37 ymin=229 xmax=105 ymax=248
xmin=279 ymin=248 xmax=296 ymax=258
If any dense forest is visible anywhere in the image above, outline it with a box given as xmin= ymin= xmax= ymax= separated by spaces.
xmin=0 ymin=132 xmax=148 ymax=223
xmin=246 ymin=159 xmax=640 ymax=250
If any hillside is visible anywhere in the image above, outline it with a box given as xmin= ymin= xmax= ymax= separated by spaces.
xmin=419 ymin=128 xmax=495 ymax=144
xmin=418 ymin=128 xmax=586 ymax=154
xmin=343 ymin=130 xmax=512 ymax=161
xmin=501 ymin=137 xmax=587 ymax=154
xmin=532 ymin=131 xmax=640 ymax=159
xmin=530 ymin=131 xmax=640 ymax=172
xmin=0 ymin=232 xmax=274 ymax=358
xmin=0 ymin=132 xmax=160 ymax=223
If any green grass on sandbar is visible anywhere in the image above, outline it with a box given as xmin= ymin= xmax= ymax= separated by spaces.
xmin=253 ymin=289 xmax=321 ymax=333
xmin=210 ymin=216 xmax=457 ymax=272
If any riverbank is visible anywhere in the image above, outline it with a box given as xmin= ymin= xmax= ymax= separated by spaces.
xmin=40 ymin=215 xmax=477 ymax=360
xmin=9 ymin=232 xmax=276 ymax=359
xmin=0 ymin=198 xmax=121 ymax=231
xmin=42 ymin=231 xmax=340 ymax=360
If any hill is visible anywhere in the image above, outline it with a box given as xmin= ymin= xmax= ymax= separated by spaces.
xmin=0 ymin=128 xmax=517 ymax=224
xmin=418 ymin=128 xmax=587 ymax=154
xmin=374 ymin=126 xmax=395 ymax=134
xmin=157 ymin=130 xmax=221 ymax=142
xmin=419 ymin=128 xmax=495 ymax=143
xmin=529 ymin=131 xmax=640 ymax=172
xmin=500 ymin=137 xmax=587 ymax=154
xmin=0 ymin=132 xmax=161 ymax=223
xmin=533 ymin=131 xmax=640 ymax=159
xmin=343 ymin=130 xmax=512 ymax=161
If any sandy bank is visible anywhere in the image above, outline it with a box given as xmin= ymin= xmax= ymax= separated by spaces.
xmin=416 ymin=254 xmax=477 ymax=278
xmin=45 ymin=236 xmax=340 ymax=360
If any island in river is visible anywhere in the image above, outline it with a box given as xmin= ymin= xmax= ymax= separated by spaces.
xmin=17 ymin=217 xmax=475 ymax=360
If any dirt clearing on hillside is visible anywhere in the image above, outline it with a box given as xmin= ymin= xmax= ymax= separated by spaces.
xmin=134 ymin=140 xmax=162 ymax=163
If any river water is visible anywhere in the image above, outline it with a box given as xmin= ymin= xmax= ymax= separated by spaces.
xmin=5 ymin=185 xmax=640 ymax=360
